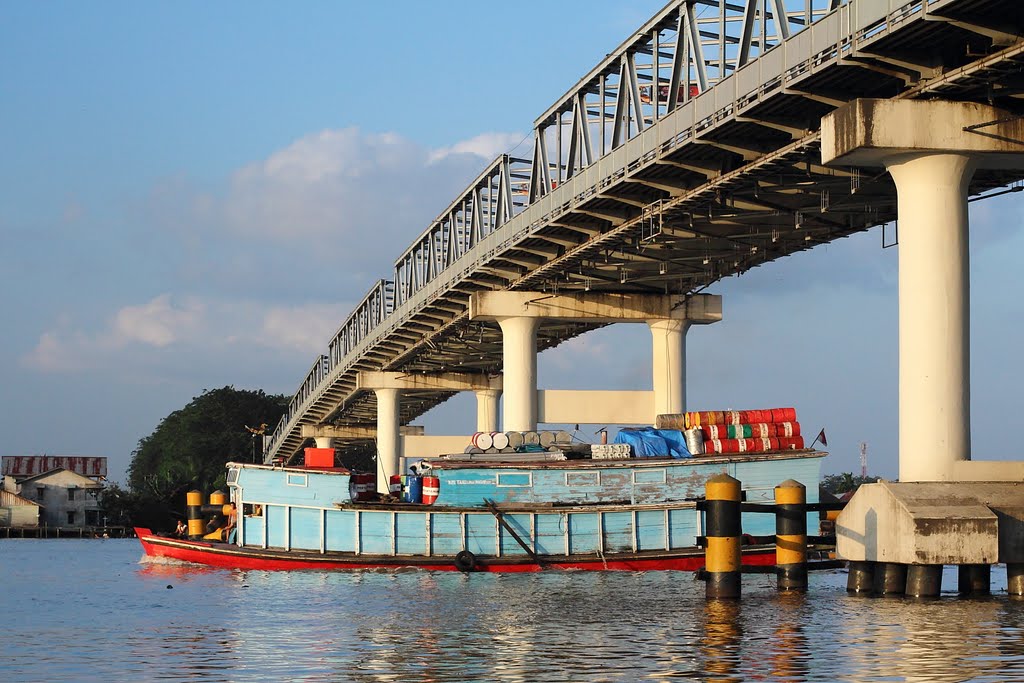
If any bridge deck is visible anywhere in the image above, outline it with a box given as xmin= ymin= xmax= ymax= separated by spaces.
xmin=268 ymin=0 xmax=1024 ymax=464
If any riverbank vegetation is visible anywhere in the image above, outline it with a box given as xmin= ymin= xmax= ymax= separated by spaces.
xmin=100 ymin=386 xmax=288 ymax=530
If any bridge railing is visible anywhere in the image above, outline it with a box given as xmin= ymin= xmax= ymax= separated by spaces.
xmin=393 ymin=154 xmax=532 ymax=308
xmin=268 ymin=353 xmax=330 ymax=456
xmin=328 ymin=279 xmax=395 ymax=366
xmin=266 ymin=0 xmax=929 ymax=460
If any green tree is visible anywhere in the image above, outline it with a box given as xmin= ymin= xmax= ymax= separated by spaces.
xmin=124 ymin=386 xmax=288 ymax=529
xmin=821 ymin=472 xmax=880 ymax=495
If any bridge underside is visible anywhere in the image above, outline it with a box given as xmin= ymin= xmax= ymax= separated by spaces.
xmin=271 ymin=0 xmax=1024 ymax=465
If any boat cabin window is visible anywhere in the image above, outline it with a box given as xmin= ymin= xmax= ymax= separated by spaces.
xmin=286 ymin=473 xmax=308 ymax=487
xmin=226 ymin=468 xmax=240 ymax=485
xmin=632 ymin=469 xmax=666 ymax=484
xmin=496 ymin=472 xmax=532 ymax=487
xmin=566 ymin=472 xmax=600 ymax=487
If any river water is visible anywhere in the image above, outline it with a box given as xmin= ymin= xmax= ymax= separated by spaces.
xmin=3 ymin=539 xmax=1024 ymax=682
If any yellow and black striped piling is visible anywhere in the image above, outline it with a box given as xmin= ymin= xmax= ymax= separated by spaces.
xmin=186 ymin=490 xmax=204 ymax=540
xmin=774 ymin=479 xmax=807 ymax=592
xmin=209 ymin=490 xmax=227 ymax=508
xmin=705 ymin=473 xmax=742 ymax=599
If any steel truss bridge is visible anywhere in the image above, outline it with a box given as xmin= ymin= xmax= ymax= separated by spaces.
xmin=266 ymin=0 xmax=1024 ymax=464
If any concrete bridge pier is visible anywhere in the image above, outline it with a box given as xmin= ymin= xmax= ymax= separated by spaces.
xmin=648 ymin=319 xmax=689 ymax=416
xmin=496 ymin=316 xmax=540 ymax=432
xmin=356 ymin=371 xmax=503 ymax=492
xmin=823 ymin=99 xmax=1024 ymax=577
xmin=475 ymin=388 xmax=501 ymax=433
xmin=374 ymin=388 xmax=402 ymax=492
xmin=470 ymin=291 xmax=721 ymax=432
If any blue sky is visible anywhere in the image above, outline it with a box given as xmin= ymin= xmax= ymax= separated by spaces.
xmin=3 ymin=1 xmax=1023 ymax=485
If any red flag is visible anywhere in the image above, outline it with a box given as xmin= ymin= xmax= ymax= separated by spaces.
xmin=816 ymin=428 xmax=828 ymax=447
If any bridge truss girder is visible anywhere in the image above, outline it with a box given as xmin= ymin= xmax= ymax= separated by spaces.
xmin=266 ymin=0 xmax=1024 ymax=465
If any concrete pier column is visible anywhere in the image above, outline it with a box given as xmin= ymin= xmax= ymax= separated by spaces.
xmin=874 ymin=562 xmax=908 ymax=596
xmin=1008 ymin=564 xmax=1024 ymax=596
xmin=847 ymin=561 xmax=875 ymax=594
xmin=886 ymin=153 xmax=975 ymax=482
xmin=375 ymin=388 xmax=402 ymax=493
xmin=475 ymin=389 xmax=502 ymax=433
xmin=497 ymin=316 xmax=540 ymax=432
xmin=648 ymin=319 xmax=690 ymax=417
xmin=958 ymin=564 xmax=991 ymax=595
xmin=313 ymin=436 xmax=334 ymax=449
xmin=905 ymin=564 xmax=943 ymax=598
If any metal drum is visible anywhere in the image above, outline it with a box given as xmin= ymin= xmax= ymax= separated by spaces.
xmin=472 ymin=431 xmax=493 ymax=449
xmin=389 ymin=474 xmax=403 ymax=496
xmin=506 ymin=431 xmax=524 ymax=449
xmin=422 ymin=476 xmax=440 ymax=504
xmin=405 ymin=475 xmax=423 ymax=504
xmin=684 ymin=427 xmax=705 ymax=455
xmin=539 ymin=431 xmax=555 ymax=448
xmin=524 ymin=431 xmax=540 ymax=446
xmin=491 ymin=431 xmax=510 ymax=449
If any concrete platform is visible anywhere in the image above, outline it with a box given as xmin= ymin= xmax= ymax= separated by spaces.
xmin=836 ymin=481 xmax=1024 ymax=565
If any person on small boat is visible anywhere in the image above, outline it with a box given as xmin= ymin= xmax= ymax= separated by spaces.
xmin=174 ymin=520 xmax=187 ymax=538
xmin=224 ymin=504 xmax=237 ymax=544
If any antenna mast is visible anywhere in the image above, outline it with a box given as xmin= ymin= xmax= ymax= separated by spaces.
xmin=860 ymin=442 xmax=868 ymax=478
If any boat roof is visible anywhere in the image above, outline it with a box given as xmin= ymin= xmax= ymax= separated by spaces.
xmin=426 ymin=449 xmax=827 ymax=471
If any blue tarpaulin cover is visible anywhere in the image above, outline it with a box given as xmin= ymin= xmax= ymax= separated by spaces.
xmin=613 ymin=428 xmax=691 ymax=458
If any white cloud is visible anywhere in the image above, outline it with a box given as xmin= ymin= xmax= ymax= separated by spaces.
xmin=258 ymin=303 xmax=349 ymax=355
xmin=214 ymin=127 xmax=524 ymax=247
xmin=112 ymin=294 xmax=204 ymax=347
xmin=428 ymin=132 xmax=526 ymax=164
xmin=22 ymin=295 xmax=347 ymax=374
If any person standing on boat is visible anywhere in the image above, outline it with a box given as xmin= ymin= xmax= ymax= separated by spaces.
xmin=224 ymin=504 xmax=237 ymax=544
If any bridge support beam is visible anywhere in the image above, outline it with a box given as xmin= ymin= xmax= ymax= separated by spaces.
xmin=822 ymin=98 xmax=1024 ymax=482
xmin=471 ymin=291 xmax=721 ymax=430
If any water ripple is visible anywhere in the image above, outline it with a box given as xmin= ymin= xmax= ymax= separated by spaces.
xmin=3 ymin=542 xmax=1024 ymax=681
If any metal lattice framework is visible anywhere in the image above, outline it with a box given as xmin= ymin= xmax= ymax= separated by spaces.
xmin=266 ymin=0 xmax=1024 ymax=464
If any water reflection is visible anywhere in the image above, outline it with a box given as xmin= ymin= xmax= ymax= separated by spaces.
xmin=9 ymin=544 xmax=1024 ymax=682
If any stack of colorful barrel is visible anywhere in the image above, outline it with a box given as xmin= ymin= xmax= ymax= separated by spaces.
xmin=656 ymin=408 xmax=804 ymax=454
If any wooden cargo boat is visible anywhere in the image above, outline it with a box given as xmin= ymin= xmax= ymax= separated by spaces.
xmin=136 ymin=447 xmax=825 ymax=572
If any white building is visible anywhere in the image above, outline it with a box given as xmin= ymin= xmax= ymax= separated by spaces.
xmin=18 ymin=469 xmax=104 ymax=528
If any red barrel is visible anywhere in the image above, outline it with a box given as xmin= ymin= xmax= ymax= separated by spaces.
xmin=351 ymin=473 xmax=376 ymax=501
xmin=389 ymin=474 xmax=403 ymax=496
xmin=717 ymin=438 xmax=740 ymax=453
xmin=472 ymin=431 xmax=493 ymax=449
xmin=770 ymin=407 xmax=797 ymax=422
xmin=774 ymin=421 xmax=801 ymax=437
xmin=422 ymin=476 xmax=440 ymax=504
xmin=778 ymin=436 xmax=806 ymax=450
